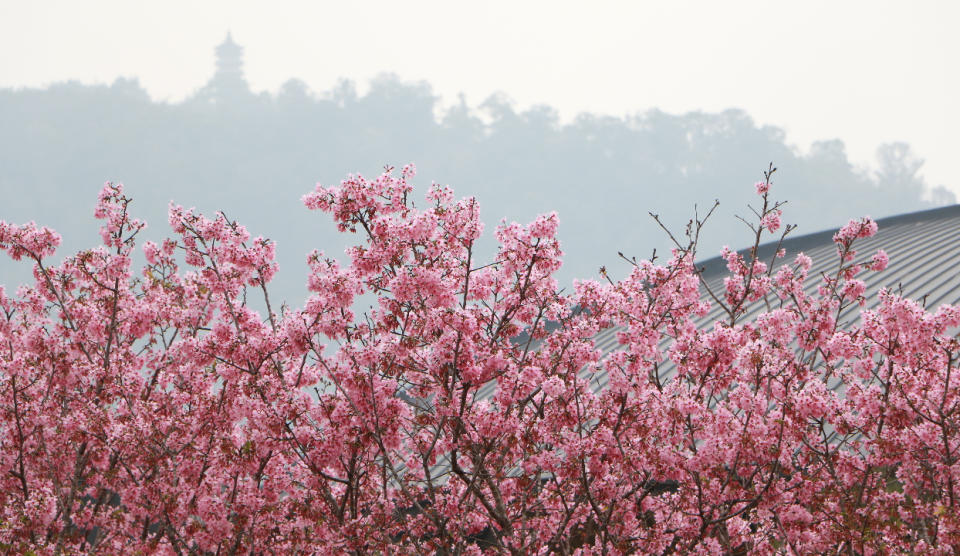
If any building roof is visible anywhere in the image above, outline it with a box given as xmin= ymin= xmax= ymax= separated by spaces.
xmin=697 ymin=202 xmax=960 ymax=301
xmin=595 ymin=203 xmax=960 ymax=391
xmin=405 ymin=203 xmax=960 ymax=482
xmin=475 ymin=203 xmax=960 ymax=403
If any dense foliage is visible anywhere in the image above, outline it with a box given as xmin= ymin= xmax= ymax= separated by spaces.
xmin=2 ymin=77 xmax=953 ymax=298
xmin=2 ymin=166 xmax=959 ymax=553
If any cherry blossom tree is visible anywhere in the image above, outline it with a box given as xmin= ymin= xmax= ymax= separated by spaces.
xmin=1 ymin=164 xmax=959 ymax=554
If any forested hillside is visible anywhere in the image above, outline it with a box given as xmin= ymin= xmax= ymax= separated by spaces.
xmin=1 ymin=74 xmax=951 ymax=304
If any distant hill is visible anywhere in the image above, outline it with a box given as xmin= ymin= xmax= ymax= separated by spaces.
xmin=1 ymin=36 xmax=953 ymax=306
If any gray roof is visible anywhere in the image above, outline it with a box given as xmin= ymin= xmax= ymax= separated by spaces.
xmin=586 ymin=203 xmax=960 ymax=394
xmin=698 ymin=202 xmax=960 ymax=301
xmin=477 ymin=203 xmax=960 ymax=402
xmin=416 ymin=204 xmax=960 ymax=480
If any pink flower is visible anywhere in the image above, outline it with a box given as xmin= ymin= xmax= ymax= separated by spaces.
xmin=871 ymin=249 xmax=889 ymax=271
xmin=761 ymin=210 xmax=782 ymax=232
xmin=1 ymin=162 xmax=954 ymax=553
xmin=833 ymin=216 xmax=878 ymax=244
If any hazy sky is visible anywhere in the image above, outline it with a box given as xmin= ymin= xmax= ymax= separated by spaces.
xmin=2 ymin=0 xmax=958 ymax=196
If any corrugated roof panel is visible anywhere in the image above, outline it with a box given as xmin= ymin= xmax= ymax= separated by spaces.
xmin=583 ymin=204 xmax=960 ymax=391
xmin=410 ymin=205 xmax=960 ymax=484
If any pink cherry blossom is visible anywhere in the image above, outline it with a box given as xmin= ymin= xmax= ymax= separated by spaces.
xmin=760 ymin=209 xmax=781 ymax=232
xmin=0 ymin=169 xmax=958 ymax=554
xmin=871 ymin=248 xmax=889 ymax=271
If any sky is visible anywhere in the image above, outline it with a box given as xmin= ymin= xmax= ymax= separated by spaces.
xmin=2 ymin=0 xmax=958 ymax=196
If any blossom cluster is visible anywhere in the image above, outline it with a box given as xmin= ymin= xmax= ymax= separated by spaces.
xmin=1 ymin=167 xmax=958 ymax=554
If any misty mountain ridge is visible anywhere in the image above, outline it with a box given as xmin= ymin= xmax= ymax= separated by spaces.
xmin=1 ymin=34 xmax=953 ymax=306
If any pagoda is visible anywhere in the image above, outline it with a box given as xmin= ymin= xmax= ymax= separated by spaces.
xmin=194 ymin=32 xmax=252 ymax=105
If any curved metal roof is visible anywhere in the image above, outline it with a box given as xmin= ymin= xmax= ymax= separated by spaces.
xmin=416 ymin=204 xmax=960 ymax=479
xmin=576 ymin=203 xmax=960 ymax=394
